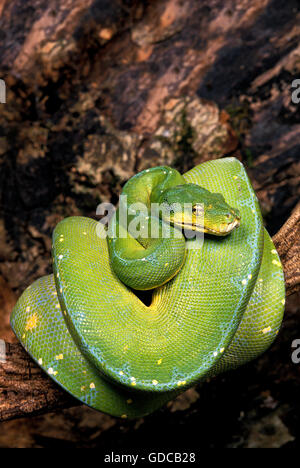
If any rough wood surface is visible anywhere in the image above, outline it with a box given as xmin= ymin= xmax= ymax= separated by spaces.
xmin=0 ymin=343 xmax=78 ymax=422
xmin=273 ymin=203 xmax=300 ymax=296
xmin=0 ymin=208 xmax=299 ymax=423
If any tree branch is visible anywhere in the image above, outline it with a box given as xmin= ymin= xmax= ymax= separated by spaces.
xmin=0 ymin=343 xmax=78 ymax=422
xmin=273 ymin=202 xmax=300 ymax=297
xmin=0 ymin=209 xmax=299 ymax=423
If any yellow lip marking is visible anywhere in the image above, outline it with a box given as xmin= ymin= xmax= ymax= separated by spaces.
xmin=177 ymin=380 xmax=186 ymax=387
xmin=152 ymin=380 xmax=158 ymax=386
xmin=90 ymin=383 xmax=95 ymax=389
xmin=119 ymin=371 xmax=124 ymax=376
xmin=25 ymin=313 xmax=38 ymax=331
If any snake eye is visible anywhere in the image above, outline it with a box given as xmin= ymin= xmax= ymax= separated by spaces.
xmin=193 ymin=205 xmax=204 ymax=214
xmin=226 ymin=214 xmax=231 ymax=219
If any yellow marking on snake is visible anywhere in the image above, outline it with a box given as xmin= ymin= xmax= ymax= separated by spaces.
xmin=25 ymin=313 xmax=38 ymax=331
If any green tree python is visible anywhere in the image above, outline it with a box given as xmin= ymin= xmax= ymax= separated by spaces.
xmin=11 ymin=158 xmax=285 ymax=419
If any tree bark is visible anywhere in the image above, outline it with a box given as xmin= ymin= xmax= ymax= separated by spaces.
xmin=0 ymin=342 xmax=78 ymax=423
xmin=0 ymin=206 xmax=299 ymax=423
xmin=273 ymin=203 xmax=300 ymax=296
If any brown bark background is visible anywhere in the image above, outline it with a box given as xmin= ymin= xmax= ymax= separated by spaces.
xmin=0 ymin=0 xmax=299 ymax=448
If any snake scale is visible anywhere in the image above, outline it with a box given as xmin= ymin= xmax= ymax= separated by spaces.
xmin=11 ymin=158 xmax=285 ymax=419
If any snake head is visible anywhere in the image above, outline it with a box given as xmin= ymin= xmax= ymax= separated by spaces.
xmin=158 ymin=184 xmax=241 ymax=236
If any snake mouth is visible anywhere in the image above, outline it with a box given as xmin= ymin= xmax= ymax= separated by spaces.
xmin=204 ymin=218 xmax=240 ymax=236
xmin=207 ymin=218 xmax=240 ymax=236
xmin=177 ymin=218 xmax=240 ymax=236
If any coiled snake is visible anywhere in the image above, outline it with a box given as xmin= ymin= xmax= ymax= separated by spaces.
xmin=11 ymin=158 xmax=285 ymax=419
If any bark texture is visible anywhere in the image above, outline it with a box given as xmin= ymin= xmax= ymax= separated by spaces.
xmin=0 ymin=343 xmax=77 ymax=422
xmin=273 ymin=203 xmax=300 ymax=296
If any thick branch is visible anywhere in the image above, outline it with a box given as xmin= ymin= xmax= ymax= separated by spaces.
xmin=273 ymin=202 xmax=300 ymax=297
xmin=0 ymin=343 xmax=78 ymax=422
xmin=0 ymin=210 xmax=299 ymax=423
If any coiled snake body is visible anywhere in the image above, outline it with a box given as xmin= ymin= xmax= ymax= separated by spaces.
xmin=11 ymin=158 xmax=285 ymax=418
